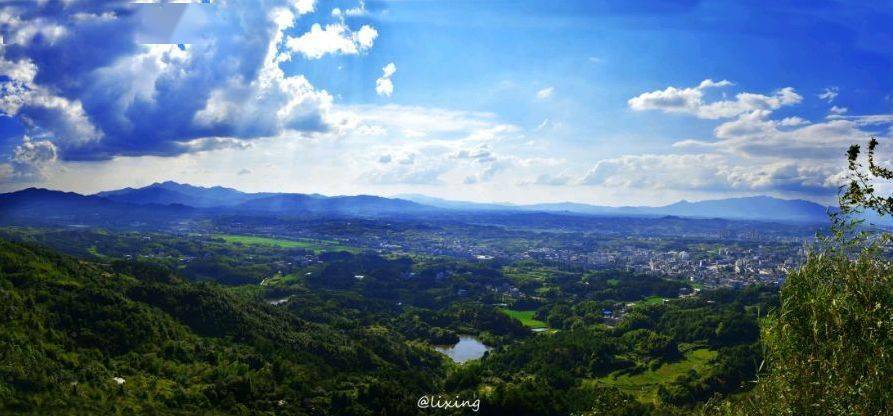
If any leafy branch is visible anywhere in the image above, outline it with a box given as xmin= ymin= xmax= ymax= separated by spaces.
xmin=840 ymin=137 xmax=893 ymax=216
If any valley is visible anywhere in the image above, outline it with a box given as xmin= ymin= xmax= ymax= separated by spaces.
xmin=0 ymin=182 xmax=798 ymax=414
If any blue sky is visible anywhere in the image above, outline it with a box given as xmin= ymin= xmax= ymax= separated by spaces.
xmin=1 ymin=0 xmax=892 ymax=205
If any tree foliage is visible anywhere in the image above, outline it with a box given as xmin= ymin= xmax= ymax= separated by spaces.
xmin=706 ymin=139 xmax=893 ymax=415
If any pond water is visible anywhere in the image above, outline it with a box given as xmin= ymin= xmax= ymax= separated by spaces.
xmin=434 ymin=336 xmax=491 ymax=363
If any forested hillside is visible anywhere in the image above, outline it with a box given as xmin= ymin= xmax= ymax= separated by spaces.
xmin=0 ymin=240 xmax=445 ymax=415
xmin=0 ymin=236 xmax=776 ymax=415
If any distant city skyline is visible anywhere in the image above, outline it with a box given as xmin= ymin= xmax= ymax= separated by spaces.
xmin=2 ymin=1 xmax=893 ymax=205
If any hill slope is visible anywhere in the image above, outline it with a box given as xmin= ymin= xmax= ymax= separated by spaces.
xmin=0 ymin=188 xmax=195 ymax=226
xmin=0 ymin=239 xmax=444 ymax=414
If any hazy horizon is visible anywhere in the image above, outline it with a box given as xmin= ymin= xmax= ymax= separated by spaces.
xmin=1 ymin=179 xmax=832 ymax=209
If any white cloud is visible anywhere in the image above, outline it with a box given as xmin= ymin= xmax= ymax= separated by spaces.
xmin=698 ymin=79 xmax=734 ymax=89
xmin=818 ymin=87 xmax=839 ymax=103
xmin=0 ymin=55 xmax=102 ymax=148
xmin=681 ymin=112 xmax=870 ymax=161
xmin=0 ymin=11 xmax=68 ymax=46
xmin=345 ymin=0 xmax=368 ymax=17
xmin=536 ymin=86 xmax=554 ymax=99
xmin=523 ymin=173 xmax=572 ymax=186
xmin=334 ymin=104 xmax=507 ymax=139
xmin=1 ymin=136 xmax=59 ymax=180
xmin=628 ymin=79 xmax=801 ymax=120
xmin=341 ymin=105 xmax=554 ymax=187
xmin=579 ymin=153 xmax=840 ymax=193
xmin=779 ymin=116 xmax=809 ymax=127
xmin=293 ymin=0 xmax=316 ymax=15
xmin=375 ymin=62 xmax=397 ymax=97
xmin=286 ymin=22 xmax=378 ymax=59
xmin=826 ymin=114 xmax=893 ymax=125
xmin=582 ymin=81 xmax=893 ymax=196
xmin=829 ymin=105 xmax=848 ymax=115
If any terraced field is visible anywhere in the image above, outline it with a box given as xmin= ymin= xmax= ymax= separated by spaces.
xmin=588 ymin=348 xmax=718 ymax=403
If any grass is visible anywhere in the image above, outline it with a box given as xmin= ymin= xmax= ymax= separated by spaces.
xmin=499 ymin=308 xmax=548 ymax=329
xmin=588 ymin=348 xmax=718 ymax=403
xmin=213 ymin=234 xmax=358 ymax=253
xmin=502 ymin=265 xmax=576 ymax=284
xmin=87 ymin=246 xmax=107 ymax=259
xmin=640 ymin=295 xmax=667 ymax=306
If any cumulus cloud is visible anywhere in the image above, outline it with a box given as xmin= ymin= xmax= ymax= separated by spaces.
xmin=332 ymin=0 xmax=367 ymax=18
xmin=628 ymin=79 xmax=801 ymax=120
xmin=375 ymin=62 xmax=396 ymax=97
xmin=0 ymin=54 xmax=101 ymax=149
xmin=0 ymin=0 xmax=375 ymax=172
xmin=585 ymin=80 xmax=893 ymax=196
xmin=536 ymin=86 xmax=554 ymax=99
xmin=285 ymin=22 xmax=377 ymax=59
xmin=580 ymin=153 xmax=839 ymax=193
xmin=293 ymin=0 xmax=317 ymax=15
xmin=779 ymin=116 xmax=809 ymax=127
xmin=1 ymin=135 xmax=59 ymax=181
xmin=829 ymin=105 xmax=848 ymax=115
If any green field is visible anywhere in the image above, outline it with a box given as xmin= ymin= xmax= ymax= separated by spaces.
xmin=214 ymin=234 xmax=358 ymax=253
xmin=502 ymin=265 xmax=580 ymax=283
xmin=499 ymin=308 xmax=548 ymax=329
xmin=640 ymin=295 xmax=667 ymax=305
xmin=588 ymin=348 xmax=718 ymax=403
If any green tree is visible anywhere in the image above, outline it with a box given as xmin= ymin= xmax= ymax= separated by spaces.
xmin=707 ymin=139 xmax=893 ymax=415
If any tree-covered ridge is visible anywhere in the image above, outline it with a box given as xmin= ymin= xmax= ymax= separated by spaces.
xmin=0 ymin=239 xmax=446 ymax=415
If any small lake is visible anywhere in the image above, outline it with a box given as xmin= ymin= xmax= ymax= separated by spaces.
xmin=434 ymin=336 xmax=491 ymax=363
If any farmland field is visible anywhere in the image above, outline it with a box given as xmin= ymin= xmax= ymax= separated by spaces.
xmin=588 ymin=348 xmax=719 ymax=403
xmin=214 ymin=234 xmax=358 ymax=253
xmin=499 ymin=308 xmax=548 ymax=329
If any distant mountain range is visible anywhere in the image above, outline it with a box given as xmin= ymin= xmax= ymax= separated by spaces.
xmin=93 ymin=181 xmax=431 ymax=214
xmin=0 ymin=181 xmax=837 ymax=225
xmin=95 ymin=181 xmax=257 ymax=207
xmin=397 ymin=194 xmax=832 ymax=223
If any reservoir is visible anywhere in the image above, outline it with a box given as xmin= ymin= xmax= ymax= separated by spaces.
xmin=434 ymin=336 xmax=491 ymax=363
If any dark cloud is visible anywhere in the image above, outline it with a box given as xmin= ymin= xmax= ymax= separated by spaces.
xmin=0 ymin=0 xmax=337 ymax=165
